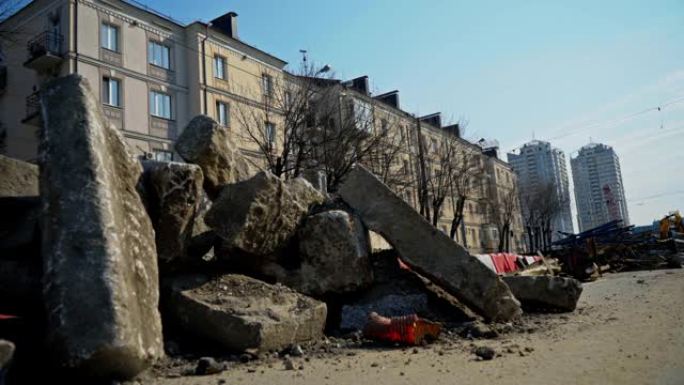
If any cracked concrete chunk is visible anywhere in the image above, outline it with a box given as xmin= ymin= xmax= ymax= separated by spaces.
xmin=39 ymin=75 xmax=163 ymax=379
xmin=205 ymin=171 xmax=325 ymax=256
xmin=271 ymin=209 xmax=373 ymax=296
xmin=141 ymin=161 xmax=204 ymax=267
xmin=165 ymin=274 xmax=327 ymax=352
xmin=0 ymin=155 xmax=38 ymax=197
xmin=175 ymin=115 xmax=257 ymax=198
xmin=503 ymin=275 xmax=583 ymax=312
xmin=337 ymin=165 xmax=521 ymax=322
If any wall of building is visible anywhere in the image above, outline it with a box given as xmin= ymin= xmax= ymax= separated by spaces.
xmin=507 ymin=140 xmax=574 ymax=239
xmin=0 ymin=0 xmax=69 ymax=161
xmin=0 ymin=0 xmax=526 ymax=255
xmin=571 ymin=143 xmax=629 ymax=231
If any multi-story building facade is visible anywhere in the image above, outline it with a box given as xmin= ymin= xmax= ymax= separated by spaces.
xmin=571 ymin=142 xmax=629 ymax=231
xmin=0 ymin=0 xmax=285 ymax=163
xmin=507 ymin=140 xmax=574 ymax=239
xmin=0 ymin=0 xmax=525 ymax=254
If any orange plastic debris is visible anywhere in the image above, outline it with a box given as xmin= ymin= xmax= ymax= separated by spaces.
xmin=363 ymin=312 xmax=442 ymax=345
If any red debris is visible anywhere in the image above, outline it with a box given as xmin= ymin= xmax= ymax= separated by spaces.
xmin=363 ymin=312 xmax=441 ymax=345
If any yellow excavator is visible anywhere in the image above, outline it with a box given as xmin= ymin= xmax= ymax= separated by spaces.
xmin=659 ymin=211 xmax=684 ymax=239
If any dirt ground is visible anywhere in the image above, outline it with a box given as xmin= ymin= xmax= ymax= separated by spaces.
xmin=145 ymin=269 xmax=684 ymax=385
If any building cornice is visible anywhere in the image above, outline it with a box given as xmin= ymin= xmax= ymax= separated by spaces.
xmin=80 ymin=0 xmax=182 ymax=39
xmin=74 ymin=53 xmax=189 ymax=92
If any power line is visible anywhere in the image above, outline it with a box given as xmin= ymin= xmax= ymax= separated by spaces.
xmin=508 ymin=94 xmax=684 ymax=153
xmin=628 ymin=190 xmax=684 ymax=203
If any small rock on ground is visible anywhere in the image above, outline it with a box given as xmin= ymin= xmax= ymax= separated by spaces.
xmin=195 ymin=357 xmax=223 ymax=375
xmin=473 ymin=346 xmax=496 ymax=360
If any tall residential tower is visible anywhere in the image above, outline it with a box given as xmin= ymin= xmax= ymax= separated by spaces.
xmin=507 ymin=140 xmax=574 ymax=238
xmin=571 ymin=143 xmax=629 ymax=231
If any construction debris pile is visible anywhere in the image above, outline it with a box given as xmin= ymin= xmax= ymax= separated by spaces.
xmin=550 ymin=219 xmax=683 ymax=281
xmin=0 ymin=75 xmax=584 ymax=383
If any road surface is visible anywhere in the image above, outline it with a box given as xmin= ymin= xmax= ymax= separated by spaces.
xmin=146 ymin=269 xmax=684 ymax=385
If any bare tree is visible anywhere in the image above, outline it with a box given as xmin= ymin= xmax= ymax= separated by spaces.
xmin=491 ymin=185 xmax=519 ymax=252
xmin=425 ymin=133 xmax=458 ymax=228
xmin=519 ymin=182 xmax=563 ymax=252
xmin=536 ymin=182 xmax=563 ymax=251
xmin=235 ymin=63 xmax=404 ymax=192
xmin=415 ymin=118 xmax=431 ymax=221
xmin=233 ymin=63 xmax=327 ymax=180
xmin=362 ymin=117 xmax=414 ymax=195
xmin=521 ymin=191 xmax=538 ymax=254
xmin=313 ymin=94 xmax=399 ymax=191
xmin=447 ymin=147 xmax=484 ymax=242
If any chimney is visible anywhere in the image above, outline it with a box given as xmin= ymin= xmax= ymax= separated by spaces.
xmin=211 ymin=11 xmax=239 ymax=39
xmin=343 ymin=76 xmax=370 ymax=95
xmin=374 ymin=90 xmax=400 ymax=109
xmin=443 ymin=123 xmax=460 ymax=137
xmin=419 ymin=113 xmax=442 ymax=128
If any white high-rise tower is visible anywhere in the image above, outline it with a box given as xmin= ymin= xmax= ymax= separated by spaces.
xmin=507 ymin=140 xmax=574 ymax=238
xmin=571 ymin=143 xmax=630 ymax=231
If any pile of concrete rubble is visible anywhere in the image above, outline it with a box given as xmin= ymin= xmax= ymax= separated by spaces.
xmin=0 ymin=75 xmax=583 ymax=383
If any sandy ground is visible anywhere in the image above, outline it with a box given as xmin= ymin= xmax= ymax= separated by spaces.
xmin=145 ymin=269 xmax=684 ymax=385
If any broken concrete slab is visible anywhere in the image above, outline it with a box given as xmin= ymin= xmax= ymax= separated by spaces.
xmin=141 ymin=161 xmax=204 ymax=267
xmin=186 ymin=192 xmax=216 ymax=260
xmin=339 ymin=250 xmax=474 ymax=331
xmin=39 ymin=75 xmax=163 ymax=379
xmin=337 ymin=165 xmax=521 ymax=322
xmin=502 ymin=275 xmax=583 ymax=312
xmin=268 ymin=210 xmax=373 ymax=297
xmin=205 ymin=172 xmax=325 ymax=256
xmin=175 ymin=115 xmax=256 ymax=198
xmin=0 ymin=155 xmax=38 ymax=197
xmin=165 ymin=274 xmax=327 ymax=353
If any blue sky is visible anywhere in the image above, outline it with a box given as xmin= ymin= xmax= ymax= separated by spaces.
xmin=139 ymin=0 xmax=683 ymax=226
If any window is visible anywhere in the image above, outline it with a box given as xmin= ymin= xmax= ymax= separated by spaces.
xmin=352 ymin=98 xmax=374 ymax=133
xmin=284 ymin=90 xmax=293 ymax=107
xmin=216 ymin=101 xmax=229 ymax=126
xmin=214 ymin=55 xmax=226 ymax=79
xmin=265 ymin=122 xmax=275 ymax=144
xmin=153 ymin=149 xmax=173 ymax=162
xmin=102 ymin=77 xmax=121 ymax=107
xmin=101 ymin=23 xmax=119 ymax=52
xmin=381 ymin=119 xmax=388 ymax=133
xmin=262 ymin=74 xmax=273 ymax=96
xmin=149 ymin=91 xmax=171 ymax=119
xmin=148 ymin=41 xmax=170 ymax=69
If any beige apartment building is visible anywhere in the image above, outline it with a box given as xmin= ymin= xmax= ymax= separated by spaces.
xmin=0 ymin=0 xmax=524 ymax=254
xmin=324 ymin=78 xmax=525 ymax=253
xmin=0 ymin=0 xmax=284 ymax=162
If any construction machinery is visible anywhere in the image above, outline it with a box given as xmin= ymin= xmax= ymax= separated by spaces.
xmin=659 ymin=211 xmax=684 ymax=240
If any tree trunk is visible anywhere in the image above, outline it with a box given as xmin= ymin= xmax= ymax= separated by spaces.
xmin=526 ymin=226 xmax=534 ymax=254
xmin=449 ymin=198 xmax=465 ymax=240
xmin=415 ymin=117 xmax=430 ymax=222
xmin=460 ymin=220 xmax=468 ymax=249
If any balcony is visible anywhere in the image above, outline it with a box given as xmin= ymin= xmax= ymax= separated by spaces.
xmin=22 ymin=92 xmax=42 ymax=127
xmin=24 ymin=31 xmax=64 ymax=71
